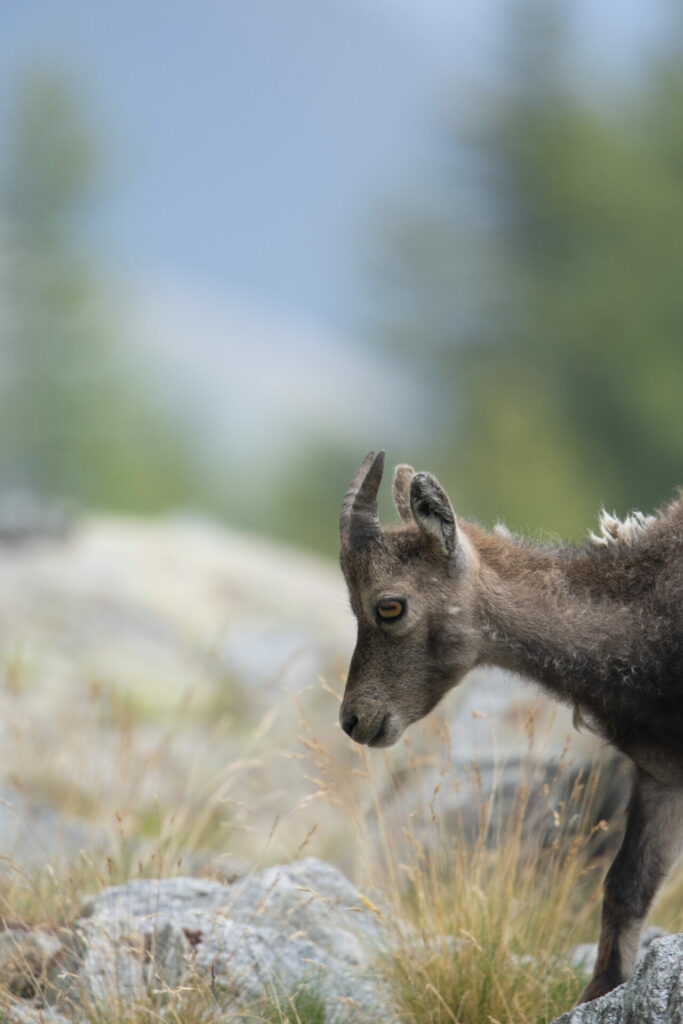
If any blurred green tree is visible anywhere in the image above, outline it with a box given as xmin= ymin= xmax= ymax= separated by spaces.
xmin=376 ymin=6 xmax=683 ymax=540
xmin=0 ymin=71 xmax=198 ymax=511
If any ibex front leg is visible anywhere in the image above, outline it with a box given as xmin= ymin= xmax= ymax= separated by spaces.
xmin=578 ymin=770 xmax=683 ymax=1004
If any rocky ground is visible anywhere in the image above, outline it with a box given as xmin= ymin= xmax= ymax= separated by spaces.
xmin=0 ymin=858 xmax=394 ymax=1023
xmin=0 ymin=856 xmax=679 ymax=1024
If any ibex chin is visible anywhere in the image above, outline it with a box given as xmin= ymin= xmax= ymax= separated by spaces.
xmin=339 ymin=450 xmax=683 ymax=1004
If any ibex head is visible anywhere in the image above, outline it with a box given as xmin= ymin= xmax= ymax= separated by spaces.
xmin=339 ymin=451 xmax=481 ymax=747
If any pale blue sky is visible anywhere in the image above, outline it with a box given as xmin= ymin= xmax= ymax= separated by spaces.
xmin=0 ymin=0 xmax=667 ymax=334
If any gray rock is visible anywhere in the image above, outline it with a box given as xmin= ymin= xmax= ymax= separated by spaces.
xmin=0 ymin=515 xmax=355 ymax=879
xmin=552 ymin=933 xmax=683 ymax=1023
xmin=51 ymin=858 xmax=395 ymax=1021
xmin=0 ymin=515 xmax=352 ymax=717
xmin=4 ymin=1006 xmax=74 ymax=1024
xmin=60 ymin=911 xmax=187 ymax=1006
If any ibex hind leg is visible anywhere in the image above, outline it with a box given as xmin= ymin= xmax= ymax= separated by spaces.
xmin=578 ymin=771 xmax=683 ymax=1004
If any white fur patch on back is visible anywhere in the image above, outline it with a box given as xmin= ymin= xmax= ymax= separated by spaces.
xmin=589 ymin=508 xmax=656 ymax=548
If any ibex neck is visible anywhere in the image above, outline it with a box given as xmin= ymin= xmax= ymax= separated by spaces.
xmin=464 ymin=524 xmax=638 ymax=712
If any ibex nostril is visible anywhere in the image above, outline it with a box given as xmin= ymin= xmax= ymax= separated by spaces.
xmin=341 ymin=713 xmax=359 ymax=737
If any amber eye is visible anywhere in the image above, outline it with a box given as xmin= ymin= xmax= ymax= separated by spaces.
xmin=376 ymin=598 xmax=405 ymax=621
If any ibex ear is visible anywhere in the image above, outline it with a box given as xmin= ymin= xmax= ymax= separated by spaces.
xmin=392 ymin=464 xmax=415 ymax=523
xmin=410 ymin=472 xmax=458 ymax=556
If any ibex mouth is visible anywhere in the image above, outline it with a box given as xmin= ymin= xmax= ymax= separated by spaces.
xmin=367 ymin=714 xmax=397 ymax=748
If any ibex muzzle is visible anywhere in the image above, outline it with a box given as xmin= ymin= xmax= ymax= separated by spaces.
xmin=338 ymin=451 xmax=683 ymax=1005
xmin=338 ymin=450 xmax=480 ymax=748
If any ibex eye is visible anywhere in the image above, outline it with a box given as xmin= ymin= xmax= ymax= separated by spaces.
xmin=376 ymin=598 xmax=405 ymax=621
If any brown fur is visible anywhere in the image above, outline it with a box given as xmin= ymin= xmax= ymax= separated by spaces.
xmin=339 ymin=453 xmax=683 ymax=1004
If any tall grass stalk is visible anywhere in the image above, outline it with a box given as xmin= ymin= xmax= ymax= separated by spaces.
xmin=298 ymin=703 xmax=616 ymax=1024
xmin=2 ymin=664 xmax=683 ymax=1023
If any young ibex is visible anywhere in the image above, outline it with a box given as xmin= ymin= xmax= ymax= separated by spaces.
xmin=339 ymin=451 xmax=683 ymax=1004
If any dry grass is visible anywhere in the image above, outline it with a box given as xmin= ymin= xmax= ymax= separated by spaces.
xmin=297 ymin=707 xmax=620 ymax=1024
xmin=380 ymin=770 xmax=603 ymax=1024
xmin=1 ymin=662 xmax=683 ymax=1024
xmin=0 ymin=654 xmax=368 ymax=1022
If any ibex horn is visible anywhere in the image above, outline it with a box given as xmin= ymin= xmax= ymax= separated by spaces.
xmin=340 ymin=450 xmax=385 ymax=550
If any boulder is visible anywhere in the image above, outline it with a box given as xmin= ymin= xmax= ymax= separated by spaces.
xmin=552 ymin=933 xmax=683 ymax=1024
xmin=42 ymin=858 xmax=394 ymax=1021
xmin=4 ymin=1007 xmax=73 ymax=1024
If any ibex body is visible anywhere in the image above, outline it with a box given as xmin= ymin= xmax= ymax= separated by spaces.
xmin=339 ymin=451 xmax=683 ymax=1004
